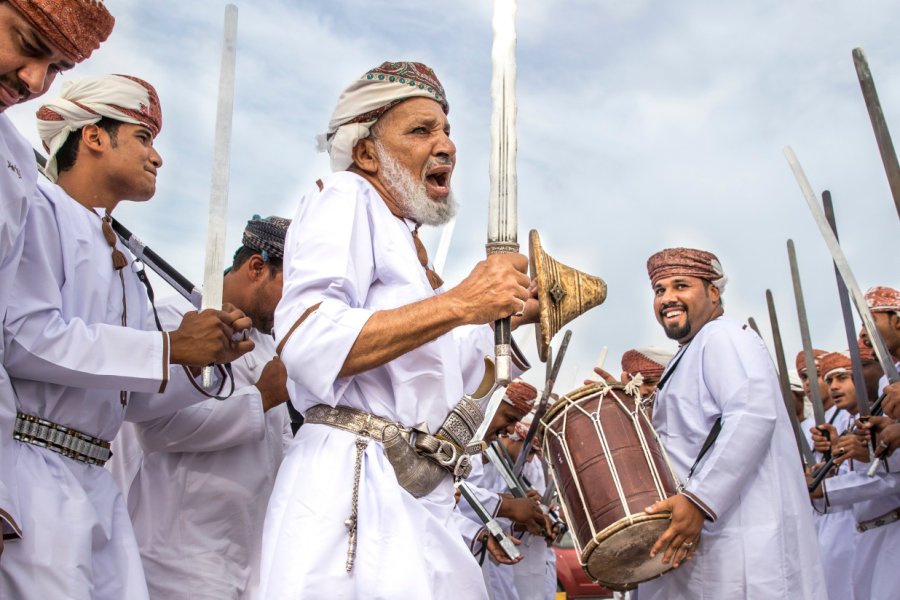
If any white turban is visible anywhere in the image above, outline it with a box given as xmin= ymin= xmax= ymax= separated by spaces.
xmin=36 ymin=74 xmax=162 ymax=182
xmin=317 ymin=61 xmax=449 ymax=172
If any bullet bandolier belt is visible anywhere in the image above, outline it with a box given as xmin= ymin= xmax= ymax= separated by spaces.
xmin=856 ymin=507 xmax=900 ymax=533
xmin=13 ymin=411 xmax=112 ymax=466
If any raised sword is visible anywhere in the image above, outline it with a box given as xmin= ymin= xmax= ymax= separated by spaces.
xmin=766 ymin=289 xmax=816 ymax=467
xmin=487 ymin=0 xmax=519 ymax=385
xmin=821 ymin=191 xmax=871 ymax=417
xmin=787 ymin=239 xmax=829 ymax=458
xmin=783 ymin=147 xmax=899 ymax=386
xmin=852 ymin=48 xmax=900 ymax=220
xmin=200 ymin=4 xmax=239 ymax=388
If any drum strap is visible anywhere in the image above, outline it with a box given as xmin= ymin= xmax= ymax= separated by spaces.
xmin=657 ymin=343 xmax=690 ymax=391
xmin=685 ymin=416 xmax=722 ymax=483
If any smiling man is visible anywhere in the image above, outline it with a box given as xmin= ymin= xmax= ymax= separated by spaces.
xmin=0 ymin=0 xmax=114 ymax=563
xmin=260 ymin=62 xmax=536 ymax=599
xmin=0 ymin=74 xmax=254 ymax=599
xmin=639 ymin=247 xmax=824 ymax=600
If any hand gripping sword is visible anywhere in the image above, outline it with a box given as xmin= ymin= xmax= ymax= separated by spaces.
xmin=783 ymin=147 xmax=900 ymax=387
xmin=456 ymin=481 xmax=521 ymax=561
xmin=200 ymin=4 xmax=239 ymax=388
xmin=487 ymin=0 xmax=519 ymax=385
xmin=852 ymin=48 xmax=900 ymax=220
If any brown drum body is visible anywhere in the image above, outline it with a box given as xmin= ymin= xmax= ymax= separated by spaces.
xmin=540 ymin=383 xmax=679 ymax=590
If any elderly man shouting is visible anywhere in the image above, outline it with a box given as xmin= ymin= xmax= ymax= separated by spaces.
xmin=260 ymin=62 xmax=535 ymax=599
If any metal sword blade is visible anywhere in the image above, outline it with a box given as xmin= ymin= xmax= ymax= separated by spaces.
xmin=487 ymin=0 xmax=519 ymax=385
xmin=783 ymin=147 xmax=899 ymax=384
xmin=822 ymin=191 xmax=871 ymax=417
xmin=852 ymin=48 xmax=900 ymax=220
xmin=787 ymin=239 xmax=827 ymax=425
xmin=200 ymin=4 xmax=239 ymax=387
xmin=766 ymin=289 xmax=816 ymax=466
xmin=512 ymin=330 xmax=571 ymax=477
xmin=457 ymin=482 xmax=522 ymax=560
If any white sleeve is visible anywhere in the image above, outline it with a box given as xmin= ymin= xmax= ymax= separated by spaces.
xmin=275 ymin=181 xmax=375 ymax=406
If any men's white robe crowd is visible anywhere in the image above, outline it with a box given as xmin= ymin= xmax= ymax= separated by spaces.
xmin=261 ymin=172 xmax=523 ymax=599
xmin=115 ymin=295 xmax=292 ymax=599
xmin=639 ymin=317 xmax=826 ymax=600
xmin=0 ymin=180 xmax=210 ymax=599
xmin=0 ymin=114 xmax=36 ymax=546
xmin=821 ymin=369 xmax=900 ymax=600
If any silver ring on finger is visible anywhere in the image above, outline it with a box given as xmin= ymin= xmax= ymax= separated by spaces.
xmin=683 ymin=541 xmax=694 ymax=549
xmin=513 ymin=298 xmax=526 ymax=318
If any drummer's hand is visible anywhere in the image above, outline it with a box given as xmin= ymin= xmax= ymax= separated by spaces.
xmin=482 ymin=529 xmax=523 ymax=565
xmin=645 ymin=494 xmax=704 ymax=568
xmin=584 ymin=366 xmax=617 ymax=386
xmin=500 ymin=496 xmax=546 ymax=536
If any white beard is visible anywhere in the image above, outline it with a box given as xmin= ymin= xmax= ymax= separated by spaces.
xmin=374 ymin=141 xmax=458 ymax=226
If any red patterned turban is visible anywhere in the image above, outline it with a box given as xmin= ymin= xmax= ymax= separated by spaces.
xmin=621 ymin=347 xmax=673 ymax=380
xmin=502 ymin=380 xmax=538 ymax=416
xmin=795 ymin=349 xmax=827 ymax=375
xmin=318 ymin=61 xmax=449 ymax=171
xmin=819 ymin=351 xmax=851 ymax=379
xmin=8 ymin=0 xmax=114 ymax=63
xmin=647 ymin=247 xmax=728 ymax=292
xmin=36 ymin=74 xmax=161 ymax=181
xmin=865 ymin=286 xmax=900 ymax=313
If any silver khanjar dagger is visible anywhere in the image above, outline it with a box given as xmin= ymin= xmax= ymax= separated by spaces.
xmin=200 ymin=4 xmax=239 ymax=388
xmin=487 ymin=0 xmax=519 ymax=386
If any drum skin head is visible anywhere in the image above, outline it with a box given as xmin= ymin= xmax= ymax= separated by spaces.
xmin=582 ymin=512 xmax=674 ymax=591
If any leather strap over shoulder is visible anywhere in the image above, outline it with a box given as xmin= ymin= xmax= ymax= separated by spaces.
xmin=276 ymin=302 xmax=322 ymax=357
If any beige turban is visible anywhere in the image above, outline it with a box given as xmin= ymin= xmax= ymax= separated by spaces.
xmin=8 ymin=0 xmax=114 ymax=63
xmin=647 ymin=247 xmax=728 ymax=292
xmin=317 ymin=61 xmax=449 ymax=172
xmin=36 ymin=74 xmax=162 ymax=182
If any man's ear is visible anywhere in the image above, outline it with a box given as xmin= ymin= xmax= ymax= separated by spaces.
xmin=708 ymin=284 xmax=721 ymax=305
xmin=351 ymin=137 xmax=379 ymax=175
xmin=80 ymin=124 xmax=107 ymax=153
xmin=246 ymin=254 xmax=267 ymax=281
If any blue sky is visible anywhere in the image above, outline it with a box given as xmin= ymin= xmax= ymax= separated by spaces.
xmin=9 ymin=0 xmax=898 ymax=391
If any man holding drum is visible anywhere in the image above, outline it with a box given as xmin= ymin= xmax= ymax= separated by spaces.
xmin=640 ymin=247 xmax=825 ymax=599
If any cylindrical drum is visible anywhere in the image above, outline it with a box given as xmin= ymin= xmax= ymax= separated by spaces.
xmin=540 ymin=383 xmax=680 ymax=590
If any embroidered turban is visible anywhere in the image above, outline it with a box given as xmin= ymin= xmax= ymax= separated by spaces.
xmin=621 ymin=347 xmax=674 ymax=380
xmin=241 ymin=215 xmax=291 ymax=261
xmin=865 ymin=286 xmax=900 ymax=313
xmin=36 ymin=74 xmax=162 ymax=182
xmin=8 ymin=0 xmax=114 ymax=63
xmin=317 ymin=61 xmax=449 ymax=172
xmin=795 ymin=349 xmax=827 ymax=375
xmin=820 ymin=351 xmax=851 ymax=379
xmin=646 ymin=247 xmax=728 ymax=292
xmin=502 ymin=380 xmax=538 ymax=416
